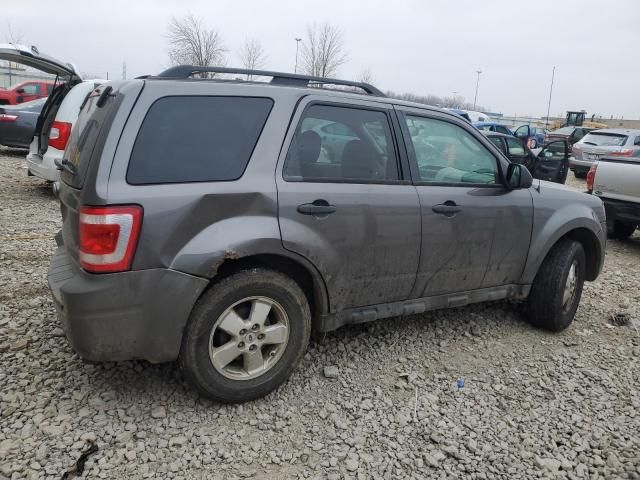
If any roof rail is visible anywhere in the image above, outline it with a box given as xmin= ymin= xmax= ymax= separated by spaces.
xmin=155 ymin=65 xmax=385 ymax=97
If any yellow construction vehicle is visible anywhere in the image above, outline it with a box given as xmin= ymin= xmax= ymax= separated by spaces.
xmin=549 ymin=111 xmax=608 ymax=130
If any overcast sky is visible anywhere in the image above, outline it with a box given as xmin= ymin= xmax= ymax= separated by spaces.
xmin=4 ymin=0 xmax=639 ymax=118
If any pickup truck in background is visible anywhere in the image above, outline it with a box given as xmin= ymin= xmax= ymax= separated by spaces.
xmin=588 ymin=157 xmax=640 ymax=239
xmin=0 ymin=80 xmax=54 ymax=105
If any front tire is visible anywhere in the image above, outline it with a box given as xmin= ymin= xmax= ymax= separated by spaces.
xmin=527 ymin=239 xmax=585 ymax=332
xmin=180 ymin=268 xmax=311 ymax=403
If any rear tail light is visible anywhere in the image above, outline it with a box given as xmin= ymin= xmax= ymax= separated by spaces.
xmin=48 ymin=121 xmax=72 ymax=150
xmin=586 ymin=163 xmax=598 ymax=194
xmin=79 ymin=205 xmax=143 ymax=273
xmin=0 ymin=114 xmax=18 ymax=122
xmin=609 ymin=149 xmax=633 ymax=157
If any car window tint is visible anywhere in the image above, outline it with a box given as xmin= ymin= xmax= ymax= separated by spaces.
xmin=127 ymin=96 xmax=273 ymax=184
xmin=496 ymin=126 xmax=511 ymax=135
xmin=405 ymin=115 xmax=499 ymax=184
xmin=284 ymin=104 xmax=399 ymax=182
xmin=505 ymin=137 xmax=526 ymax=156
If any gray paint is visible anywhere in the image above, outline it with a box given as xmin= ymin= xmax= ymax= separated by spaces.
xmin=52 ymin=78 xmax=606 ymax=362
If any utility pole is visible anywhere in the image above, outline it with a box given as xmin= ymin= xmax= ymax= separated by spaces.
xmin=473 ymin=70 xmax=482 ymax=110
xmin=122 ymin=61 xmax=127 ymax=80
xmin=545 ymin=66 xmax=556 ymax=128
xmin=294 ymin=38 xmax=302 ymax=73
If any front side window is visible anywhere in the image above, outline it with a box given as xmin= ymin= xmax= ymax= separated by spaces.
xmin=405 ymin=115 xmax=499 ymax=184
xmin=284 ymin=104 xmax=399 ymax=182
xmin=127 ymin=96 xmax=273 ymax=184
xmin=495 ymin=125 xmax=512 ymax=135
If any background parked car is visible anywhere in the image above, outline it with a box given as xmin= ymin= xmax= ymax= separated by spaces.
xmin=27 ymin=79 xmax=104 ymax=182
xmin=473 ymin=121 xmax=513 ymax=135
xmin=445 ymin=108 xmax=471 ymax=122
xmin=570 ymin=129 xmax=640 ymax=178
xmin=545 ymin=126 xmax=594 ymax=149
xmin=483 ymin=131 xmax=569 ymax=183
xmin=0 ymin=80 xmax=54 ymax=105
xmin=0 ymin=97 xmax=46 ymax=148
xmin=513 ymin=124 xmax=547 ymax=149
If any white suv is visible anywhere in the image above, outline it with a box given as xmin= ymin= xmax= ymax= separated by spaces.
xmin=26 ymin=79 xmax=104 ymax=181
xmin=0 ymin=44 xmax=104 ymax=183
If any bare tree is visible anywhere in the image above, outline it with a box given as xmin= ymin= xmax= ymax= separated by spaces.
xmin=386 ymin=90 xmax=488 ymax=112
xmin=238 ymin=38 xmax=267 ymax=80
xmin=301 ymin=23 xmax=347 ymax=78
xmin=358 ymin=68 xmax=374 ymax=85
xmin=167 ymin=15 xmax=226 ymax=75
xmin=5 ymin=22 xmax=22 ymax=44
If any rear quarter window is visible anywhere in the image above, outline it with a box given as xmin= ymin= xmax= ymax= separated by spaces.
xmin=126 ymin=96 xmax=273 ymax=185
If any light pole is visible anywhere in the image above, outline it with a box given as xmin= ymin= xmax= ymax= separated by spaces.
xmin=545 ymin=66 xmax=556 ymax=129
xmin=294 ymin=38 xmax=302 ymax=73
xmin=473 ymin=70 xmax=482 ymax=110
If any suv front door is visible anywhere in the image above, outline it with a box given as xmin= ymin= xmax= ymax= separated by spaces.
xmin=398 ymin=108 xmax=534 ymax=296
xmin=277 ymin=97 xmax=421 ymax=311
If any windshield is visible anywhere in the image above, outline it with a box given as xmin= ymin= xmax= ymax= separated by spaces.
xmin=580 ymin=132 xmax=628 ymax=147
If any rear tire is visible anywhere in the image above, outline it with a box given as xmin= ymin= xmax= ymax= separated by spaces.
xmin=607 ymin=220 xmax=637 ymax=240
xmin=574 ymin=169 xmax=587 ymax=179
xmin=180 ymin=268 xmax=311 ymax=403
xmin=527 ymin=239 xmax=585 ymax=332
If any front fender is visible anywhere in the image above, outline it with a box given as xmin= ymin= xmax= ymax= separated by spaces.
xmin=521 ymin=199 xmax=605 ymax=284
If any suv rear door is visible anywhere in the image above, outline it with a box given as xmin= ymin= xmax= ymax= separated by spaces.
xmin=277 ymin=95 xmax=421 ymax=311
xmin=397 ymin=107 xmax=534 ymax=296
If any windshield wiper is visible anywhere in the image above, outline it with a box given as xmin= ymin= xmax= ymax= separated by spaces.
xmin=583 ymin=142 xmax=597 ymax=145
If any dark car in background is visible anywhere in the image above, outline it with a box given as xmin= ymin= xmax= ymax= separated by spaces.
xmin=0 ymin=97 xmax=46 ymax=148
xmin=484 ymin=131 xmax=570 ymax=184
xmin=545 ymin=126 xmax=594 ymax=149
xmin=473 ymin=121 xmax=513 ymax=135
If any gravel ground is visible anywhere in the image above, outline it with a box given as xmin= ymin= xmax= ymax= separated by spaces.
xmin=1 ymin=148 xmax=639 ymax=480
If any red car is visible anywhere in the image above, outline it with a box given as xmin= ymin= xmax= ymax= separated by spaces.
xmin=0 ymin=80 xmax=54 ymax=105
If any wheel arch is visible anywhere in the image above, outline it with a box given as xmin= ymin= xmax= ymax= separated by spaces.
xmin=523 ymin=224 xmax=604 ymax=284
xmin=203 ymin=252 xmax=330 ymax=325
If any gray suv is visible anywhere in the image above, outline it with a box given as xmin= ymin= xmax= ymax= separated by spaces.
xmin=48 ymin=66 xmax=606 ymax=403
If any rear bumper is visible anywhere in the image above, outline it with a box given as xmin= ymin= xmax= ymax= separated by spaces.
xmin=600 ymin=197 xmax=640 ymax=225
xmin=569 ymin=157 xmax=593 ymax=170
xmin=48 ymin=246 xmax=208 ymax=363
xmin=26 ymin=151 xmax=59 ymax=182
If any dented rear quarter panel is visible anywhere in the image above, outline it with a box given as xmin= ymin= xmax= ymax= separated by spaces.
xmin=103 ymin=80 xmax=309 ymax=275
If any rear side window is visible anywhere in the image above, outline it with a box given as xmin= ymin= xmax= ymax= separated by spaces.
xmin=127 ymin=96 xmax=273 ymax=184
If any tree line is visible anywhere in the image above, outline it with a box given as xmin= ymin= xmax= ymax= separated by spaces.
xmin=166 ymin=15 xmax=487 ymax=112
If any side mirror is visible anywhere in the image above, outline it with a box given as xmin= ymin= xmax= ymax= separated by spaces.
xmin=506 ymin=163 xmax=533 ymax=190
xmin=16 ymin=88 xmax=25 ymax=94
